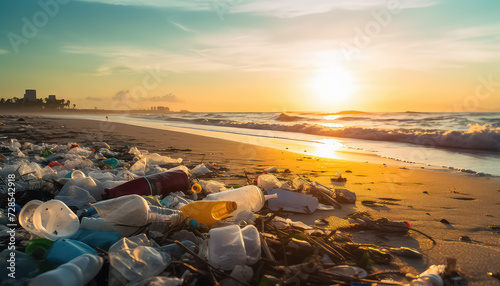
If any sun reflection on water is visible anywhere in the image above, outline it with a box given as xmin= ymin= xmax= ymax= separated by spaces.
xmin=310 ymin=138 xmax=345 ymax=159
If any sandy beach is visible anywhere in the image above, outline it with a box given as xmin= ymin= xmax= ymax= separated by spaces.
xmin=2 ymin=115 xmax=499 ymax=285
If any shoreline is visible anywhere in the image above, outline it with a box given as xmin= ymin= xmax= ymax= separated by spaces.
xmin=41 ymin=113 xmax=500 ymax=177
xmin=2 ymin=115 xmax=500 ymax=284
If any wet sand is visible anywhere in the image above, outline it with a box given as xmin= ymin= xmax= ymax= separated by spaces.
xmin=2 ymin=115 xmax=499 ymax=285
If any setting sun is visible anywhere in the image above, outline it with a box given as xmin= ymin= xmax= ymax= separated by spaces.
xmin=310 ymin=67 xmax=356 ymax=103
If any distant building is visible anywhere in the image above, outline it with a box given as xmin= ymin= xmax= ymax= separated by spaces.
xmin=24 ymin=89 xmax=36 ymax=102
xmin=157 ymin=106 xmax=170 ymax=112
xmin=48 ymin=95 xmax=56 ymax=101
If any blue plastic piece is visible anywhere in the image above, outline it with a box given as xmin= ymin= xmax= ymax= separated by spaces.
xmin=0 ymin=249 xmax=39 ymax=283
xmin=160 ymin=240 xmax=197 ymax=259
xmin=70 ymin=229 xmax=121 ymax=251
xmin=103 ymin=158 xmax=118 ymax=169
xmin=45 ymin=239 xmax=98 ymax=266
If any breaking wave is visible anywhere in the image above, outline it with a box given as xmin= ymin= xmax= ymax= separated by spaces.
xmin=171 ymin=118 xmax=500 ymax=151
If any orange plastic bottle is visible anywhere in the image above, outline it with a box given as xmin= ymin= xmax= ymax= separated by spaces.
xmin=179 ymin=201 xmax=237 ymax=227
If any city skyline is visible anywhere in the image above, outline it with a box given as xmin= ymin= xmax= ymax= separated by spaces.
xmin=1 ymin=0 xmax=499 ymax=112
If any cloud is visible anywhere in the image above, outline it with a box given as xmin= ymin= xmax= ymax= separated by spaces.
xmin=234 ymin=0 xmax=439 ymax=18
xmin=85 ymin=97 xmax=103 ymax=101
xmin=62 ymin=45 xmax=232 ymax=73
xmin=167 ymin=19 xmax=195 ymax=32
xmin=147 ymin=93 xmax=183 ymax=102
xmin=0 ymin=49 xmax=9 ymax=55
xmin=355 ymin=25 xmax=500 ymax=71
xmin=76 ymin=0 xmax=438 ymax=17
xmin=113 ymin=90 xmax=130 ymax=101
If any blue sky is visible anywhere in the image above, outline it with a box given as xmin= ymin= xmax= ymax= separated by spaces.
xmin=1 ymin=0 xmax=499 ymax=111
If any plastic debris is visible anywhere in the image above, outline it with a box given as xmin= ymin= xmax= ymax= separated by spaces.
xmin=0 ymin=138 xmax=468 ymax=286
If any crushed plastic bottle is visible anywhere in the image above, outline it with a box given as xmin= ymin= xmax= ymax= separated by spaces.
xmin=411 ymin=265 xmax=445 ymax=286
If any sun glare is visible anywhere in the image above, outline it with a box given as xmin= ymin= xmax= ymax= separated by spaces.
xmin=310 ymin=67 xmax=356 ymax=103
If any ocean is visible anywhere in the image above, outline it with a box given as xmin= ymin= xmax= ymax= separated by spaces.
xmin=56 ymin=112 xmax=500 ymax=176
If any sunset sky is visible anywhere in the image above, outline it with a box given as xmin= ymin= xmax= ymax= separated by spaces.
xmin=1 ymin=0 xmax=499 ymax=112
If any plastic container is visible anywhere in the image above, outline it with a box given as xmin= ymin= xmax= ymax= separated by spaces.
xmin=179 ymin=201 xmax=237 ymax=227
xmin=19 ymin=200 xmax=43 ymax=234
xmin=411 ymin=265 xmax=445 ymax=286
xmin=266 ymin=189 xmax=319 ymax=213
xmin=208 ymin=225 xmax=247 ymax=270
xmin=205 ymin=186 xmax=275 ymax=219
xmin=45 ymin=239 xmax=98 ymax=265
xmin=28 ymin=254 xmax=103 ymax=286
xmin=60 ymin=177 xmax=101 ymax=202
xmin=108 ymin=234 xmax=171 ymax=283
xmin=32 ymin=200 xmax=80 ymax=241
xmin=71 ymin=170 xmax=86 ymax=179
xmin=102 ymin=170 xmax=190 ymax=200
xmin=208 ymin=224 xmax=261 ymax=270
xmin=240 ymin=225 xmax=261 ymax=265
xmin=257 ymin=174 xmax=282 ymax=190
xmin=54 ymin=185 xmax=96 ymax=210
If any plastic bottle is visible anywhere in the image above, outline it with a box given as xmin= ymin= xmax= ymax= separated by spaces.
xmin=85 ymin=195 xmax=180 ymax=236
xmin=28 ymin=254 xmax=103 ymax=286
xmin=179 ymin=201 xmax=237 ymax=227
xmin=31 ymin=200 xmax=80 ymax=241
xmin=204 ymin=186 xmax=276 ymax=219
xmin=102 ymin=170 xmax=190 ymax=200
xmin=89 ymin=195 xmax=149 ymax=236
xmin=147 ymin=205 xmax=182 ymax=233
xmin=411 ymin=265 xmax=445 ymax=286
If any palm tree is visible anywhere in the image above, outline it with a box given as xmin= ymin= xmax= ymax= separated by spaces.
xmin=73 ymin=103 xmax=76 ymax=109
xmin=65 ymin=100 xmax=70 ymax=108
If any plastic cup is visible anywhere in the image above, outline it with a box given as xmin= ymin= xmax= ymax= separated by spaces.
xmin=19 ymin=200 xmax=43 ymax=234
xmin=71 ymin=170 xmax=86 ymax=179
xmin=32 ymin=200 xmax=80 ymax=241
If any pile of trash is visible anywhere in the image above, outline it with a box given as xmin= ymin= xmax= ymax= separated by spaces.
xmin=0 ymin=139 xmax=469 ymax=285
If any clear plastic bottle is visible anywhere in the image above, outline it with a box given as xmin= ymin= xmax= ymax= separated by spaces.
xmin=147 ymin=205 xmax=181 ymax=233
